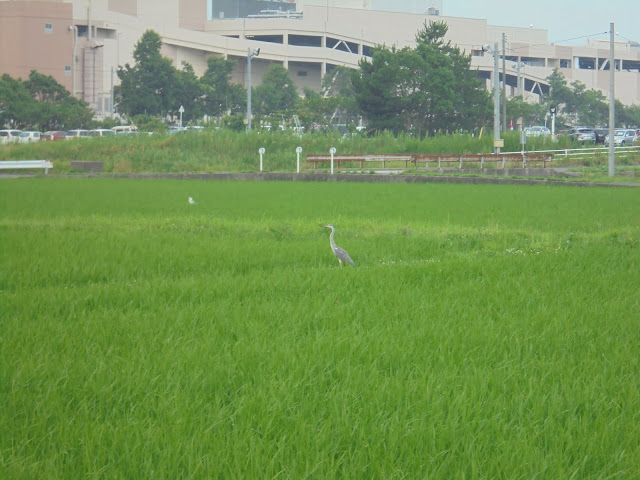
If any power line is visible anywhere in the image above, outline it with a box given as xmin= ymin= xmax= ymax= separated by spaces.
xmin=509 ymin=31 xmax=609 ymax=52
xmin=615 ymin=32 xmax=638 ymax=44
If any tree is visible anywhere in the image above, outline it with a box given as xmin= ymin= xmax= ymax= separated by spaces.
xmin=352 ymin=21 xmax=490 ymax=136
xmin=506 ymin=96 xmax=547 ymax=127
xmin=619 ymin=103 xmax=640 ymax=128
xmin=575 ymin=86 xmax=608 ymax=126
xmin=252 ymin=64 xmax=298 ymax=117
xmin=25 ymin=72 xmax=93 ymax=130
xmin=297 ymin=87 xmax=334 ymax=129
xmin=131 ymin=114 xmax=168 ymax=133
xmin=352 ymin=45 xmax=406 ymax=133
xmin=200 ymin=55 xmax=245 ymax=117
xmin=116 ymin=30 xmax=179 ymax=118
xmin=544 ymin=70 xmax=616 ymax=127
xmin=174 ymin=63 xmax=204 ymax=122
xmin=546 ymin=69 xmax=572 ymax=107
xmin=0 ymin=71 xmax=92 ymax=130
xmin=296 ymin=66 xmax=361 ymax=129
xmin=0 ymin=74 xmax=33 ymax=128
xmin=321 ymin=66 xmax=359 ymax=124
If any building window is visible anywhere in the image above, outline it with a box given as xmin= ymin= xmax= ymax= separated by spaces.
xmin=64 ymin=66 xmax=71 ymax=76
xmin=560 ymin=59 xmax=571 ymax=68
xmin=45 ymin=23 xmax=53 ymax=34
xmin=297 ymin=71 xmax=308 ymax=77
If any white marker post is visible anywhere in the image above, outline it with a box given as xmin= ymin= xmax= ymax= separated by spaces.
xmin=296 ymin=146 xmax=302 ymax=173
xmin=178 ymin=105 xmax=184 ymax=129
xmin=259 ymin=147 xmax=265 ymax=172
xmin=329 ymin=147 xmax=336 ymax=174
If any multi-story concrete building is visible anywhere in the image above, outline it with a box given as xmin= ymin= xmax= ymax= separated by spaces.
xmin=1 ymin=0 xmax=638 ymax=120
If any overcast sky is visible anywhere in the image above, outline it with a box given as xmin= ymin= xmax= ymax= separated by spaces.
xmin=370 ymin=0 xmax=639 ymax=45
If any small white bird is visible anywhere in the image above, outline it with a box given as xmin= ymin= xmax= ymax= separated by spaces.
xmin=188 ymin=196 xmax=196 ymax=205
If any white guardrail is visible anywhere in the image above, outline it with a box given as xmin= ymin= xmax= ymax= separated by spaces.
xmin=0 ymin=160 xmax=53 ymax=174
xmin=503 ymin=145 xmax=640 ymax=158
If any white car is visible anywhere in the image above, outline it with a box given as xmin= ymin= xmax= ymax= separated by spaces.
xmin=18 ymin=131 xmax=42 ymax=143
xmin=0 ymin=129 xmax=22 ymax=144
xmin=605 ymin=129 xmax=638 ymax=146
xmin=112 ymin=125 xmax=139 ymax=135
xmin=66 ymin=129 xmax=90 ymax=139
xmin=525 ymin=126 xmax=551 ymax=137
xmin=90 ymin=129 xmax=116 ymax=137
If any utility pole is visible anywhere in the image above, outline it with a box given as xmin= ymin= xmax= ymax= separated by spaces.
xmin=482 ymin=43 xmax=502 ymax=153
xmin=608 ymin=23 xmax=615 ymax=177
xmin=483 ymin=43 xmax=501 ymax=154
xmin=246 ymin=47 xmax=260 ymax=133
xmin=68 ymin=25 xmax=77 ymax=98
xmin=502 ymin=33 xmax=507 ymax=132
xmin=493 ymin=43 xmax=501 ymax=153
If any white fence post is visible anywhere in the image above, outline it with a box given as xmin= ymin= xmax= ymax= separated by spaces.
xmin=330 ymin=147 xmax=336 ymax=174
xmin=296 ymin=146 xmax=302 ymax=173
xmin=259 ymin=147 xmax=265 ymax=172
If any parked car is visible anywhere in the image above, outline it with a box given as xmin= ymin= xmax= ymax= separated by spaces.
xmin=605 ymin=128 xmax=638 ymax=146
xmin=0 ymin=129 xmax=23 ymax=144
xmin=112 ymin=125 xmax=138 ymax=135
xmin=525 ymin=126 xmax=551 ymax=137
xmin=43 ymin=131 xmax=70 ymax=141
xmin=66 ymin=129 xmax=90 ymax=139
xmin=18 ymin=131 xmax=42 ymax=143
xmin=567 ymin=127 xmax=596 ymax=143
xmin=90 ymin=129 xmax=116 ymax=137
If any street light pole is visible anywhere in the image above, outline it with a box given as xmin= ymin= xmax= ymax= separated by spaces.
xmin=482 ymin=43 xmax=502 ymax=154
xmin=491 ymin=42 xmax=501 ymax=153
xmin=608 ymin=22 xmax=615 ymax=177
xmin=91 ymin=43 xmax=103 ymax=109
xmin=68 ymin=25 xmax=77 ymax=97
xmin=246 ymin=47 xmax=260 ymax=133
xmin=502 ymin=33 xmax=507 ymax=132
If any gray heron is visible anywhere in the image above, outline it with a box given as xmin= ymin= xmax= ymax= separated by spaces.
xmin=323 ymin=224 xmax=355 ymax=266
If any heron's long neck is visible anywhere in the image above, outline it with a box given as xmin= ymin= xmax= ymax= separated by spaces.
xmin=329 ymin=229 xmax=337 ymax=249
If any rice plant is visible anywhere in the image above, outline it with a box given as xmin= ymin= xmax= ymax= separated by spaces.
xmin=1 ymin=178 xmax=639 ymax=479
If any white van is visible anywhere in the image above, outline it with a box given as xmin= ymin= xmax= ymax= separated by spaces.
xmin=18 ymin=131 xmax=42 ymax=143
xmin=67 ymin=129 xmax=90 ymax=139
xmin=90 ymin=129 xmax=116 ymax=137
xmin=0 ymin=129 xmax=22 ymax=144
xmin=111 ymin=125 xmax=138 ymax=135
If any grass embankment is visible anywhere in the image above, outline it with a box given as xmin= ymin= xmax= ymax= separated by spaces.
xmin=2 ymin=178 xmax=639 ymax=478
xmin=2 ymin=129 xmax=636 ymax=175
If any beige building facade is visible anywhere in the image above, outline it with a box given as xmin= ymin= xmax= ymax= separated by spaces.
xmin=1 ymin=0 xmax=639 ymax=120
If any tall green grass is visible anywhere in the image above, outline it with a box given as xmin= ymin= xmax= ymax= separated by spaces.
xmin=4 ymin=129 xmax=633 ymax=174
xmin=2 ymin=178 xmax=639 ymax=478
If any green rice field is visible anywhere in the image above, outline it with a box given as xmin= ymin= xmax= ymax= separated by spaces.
xmin=2 ymin=178 xmax=639 ymax=479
